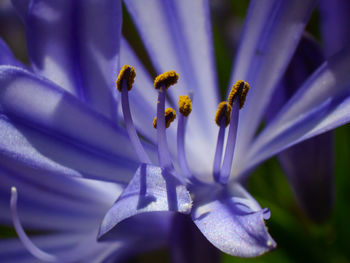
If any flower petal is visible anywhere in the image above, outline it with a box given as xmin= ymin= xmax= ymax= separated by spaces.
xmin=320 ymin=0 xmax=350 ymax=57
xmin=191 ymin=184 xmax=275 ymax=257
xmin=0 ymin=38 xmax=23 ymax=67
xmin=231 ymin=0 xmax=317 ymax=166
xmin=124 ymin=0 xmax=218 ymax=142
xmin=12 ymin=0 xmax=122 ymax=119
xmin=245 ymin=46 xmax=350 ymax=175
xmin=98 ymin=163 xmax=192 ymax=240
xmin=0 ymin=66 xmax=141 ymax=183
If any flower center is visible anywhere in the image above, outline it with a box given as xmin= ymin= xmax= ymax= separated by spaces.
xmin=116 ymin=65 xmax=249 ymax=185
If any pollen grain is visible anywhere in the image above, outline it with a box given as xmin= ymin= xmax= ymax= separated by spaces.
xmin=153 ymin=108 xmax=177 ymax=129
xmin=227 ymin=80 xmax=250 ymax=109
xmin=178 ymin=95 xmax=192 ymax=117
xmin=116 ymin=65 xmax=136 ymax=92
xmin=154 ymin=71 xmax=179 ymax=90
xmin=215 ymin=101 xmax=232 ymax=127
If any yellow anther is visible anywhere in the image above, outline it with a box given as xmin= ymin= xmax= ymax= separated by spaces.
xmin=178 ymin=95 xmax=192 ymax=117
xmin=154 ymin=71 xmax=179 ymax=90
xmin=227 ymin=80 xmax=250 ymax=109
xmin=153 ymin=108 xmax=177 ymax=129
xmin=215 ymin=101 xmax=232 ymax=127
xmin=116 ymin=65 xmax=136 ymax=92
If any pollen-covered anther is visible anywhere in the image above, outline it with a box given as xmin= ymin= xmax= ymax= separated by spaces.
xmin=178 ymin=95 xmax=192 ymax=117
xmin=227 ymin=80 xmax=250 ymax=109
xmin=154 ymin=71 xmax=179 ymax=90
xmin=116 ymin=65 xmax=136 ymax=92
xmin=153 ymin=108 xmax=177 ymax=128
xmin=215 ymin=101 xmax=232 ymax=127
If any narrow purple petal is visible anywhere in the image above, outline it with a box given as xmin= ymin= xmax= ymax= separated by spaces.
xmin=12 ymin=0 xmax=122 ymax=119
xmin=245 ymin=46 xmax=350 ymax=176
xmin=231 ymin=0 xmax=317 ymax=169
xmin=0 ymin=66 xmax=141 ymax=183
xmin=191 ymin=184 xmax=275 ymax=257
xmin=98 ymin=163 xmax=192 ymax=241
xmin=320 ymin=0 xmax=350 ymax=57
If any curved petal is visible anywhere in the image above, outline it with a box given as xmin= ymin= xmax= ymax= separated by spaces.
xmin=245 ymin=46 xmax=350 ymax=175
xmin=98 ymin=163 xmax=192 ymax=240
xmin=0 ymin=66 xmax=142 ymax=183
xmin=0 ymin=38 xmax=24 ymax=67
xmin=191 ymin=184 xmax=275 ymax=257
xmin=12 ymin=0 xmax=122 ymax=119
xmin=231 ymin=0 xmax=317 ymax=169
xmin=124 ymin=0 xmax=218 ymax=142
xmin=320 ymin=0 xmax=350 ymax=57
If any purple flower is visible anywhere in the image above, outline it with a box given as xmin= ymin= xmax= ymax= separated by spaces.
xmin=1 ymin=0 xmax=350 ymax=262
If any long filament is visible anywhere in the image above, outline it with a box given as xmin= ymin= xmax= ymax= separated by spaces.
xmin=220 ymin=100 xmax=240 ymax=184
xmin=121 ymin=81 xmax=151 ymax=164
xmin=213 ymin=117 xmax=227 ymax=183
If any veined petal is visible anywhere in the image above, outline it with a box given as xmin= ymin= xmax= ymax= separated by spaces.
xmin=245 ymin=46 xmax=350 ymax=175
xmin=320 ymin=0 xmax=350 ymax=57
xmin=191 ymin=184 xmax=275 ymax=257
xmin=12 ymin=0 xmax=122 ymax=119
xmin=231 ymin=0 xmax=317 ymax=168
xmin=0 ymin=38 xmax=24 ymax=67
xmin=125 ymin=0 xmax=218 ymax=142
xmin=0 ymin=66 xmax=141 ymax=183
xmin=98 ymin=163 xmax=192 ymax=241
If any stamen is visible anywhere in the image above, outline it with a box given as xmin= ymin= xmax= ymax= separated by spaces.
xmin=155 ymin=71 xmax=178 ymax=169
xmin=227 ymin=80 xmax=250 ymax=109
xmin=10 ymin=186 xmax=58 ymax=262
xmin=215 ymin=101 xmax=232 ymax=127
xmin=117 ymin=65 xmax=151 ymax=164
xmin=154 ymin=71 xmax=179 ymax=90
xmin=153 ymin=108 xmax=177 ymax=129
xmin=213 ymin=102 xmax=231 ymax=182
xmin=220 ymin=81 xmax=250 ymax=184
xmin=177 ymin=95 xmax=193 ymax=179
